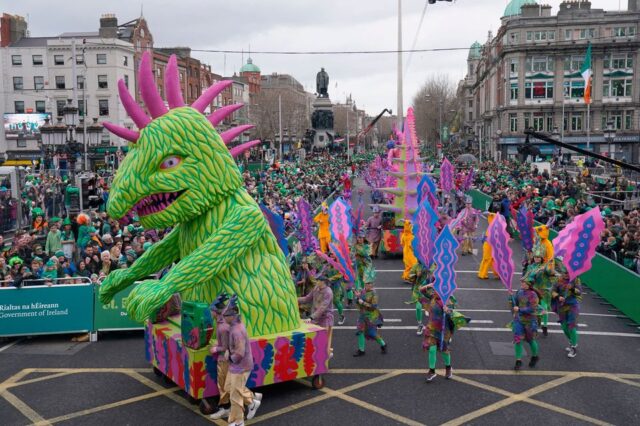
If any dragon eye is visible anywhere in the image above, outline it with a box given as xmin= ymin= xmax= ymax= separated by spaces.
xmin=160 ymin=156 xmax=182 ymax=170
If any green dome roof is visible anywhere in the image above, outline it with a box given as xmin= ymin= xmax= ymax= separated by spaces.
xmin=468 ymin=41 xmax=482 ymax=59
xmin=240 ymin=57 xmax=260 ymax=73
xmin=504 ymin=0 xmax=537 ymax=17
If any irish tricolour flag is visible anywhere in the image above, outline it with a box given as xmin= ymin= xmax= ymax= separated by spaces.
xmin=581 ymin=43 xmax=592 ymax=104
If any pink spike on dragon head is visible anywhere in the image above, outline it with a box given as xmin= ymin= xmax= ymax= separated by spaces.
xmin=102 ymin=52 xmax=256 ymax=157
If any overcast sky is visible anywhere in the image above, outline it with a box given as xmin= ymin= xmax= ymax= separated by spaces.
xmin=11 ymin=0 xmax=621 ymax=115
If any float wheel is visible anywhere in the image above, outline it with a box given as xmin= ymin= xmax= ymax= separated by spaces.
xmin=312 ymin=374 xmax=325 ymax=389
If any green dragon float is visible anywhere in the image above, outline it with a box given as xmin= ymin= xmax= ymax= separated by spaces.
xmin=100 ymin=53 xmax=329 ymax=404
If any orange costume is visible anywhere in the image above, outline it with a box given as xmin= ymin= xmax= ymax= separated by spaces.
xmin=314 ymin=204 xmax=331 ymax=253
xmin=400 ymin=221 xmax=418 ymax=282
xmin=534 ymin=225 xmax=554 ymax=263
xmin=477 ymin=213 xmax=499 ymax=279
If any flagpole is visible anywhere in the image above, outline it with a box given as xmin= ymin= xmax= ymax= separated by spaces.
xmin=587 ymin=102 xmax=590 ymax=151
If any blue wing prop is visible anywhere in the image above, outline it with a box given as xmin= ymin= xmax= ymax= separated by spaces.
xmin=260 ymin=203 xmax=289 ymax=257
xmin=432 ymin=225 xmax=460 ymax=306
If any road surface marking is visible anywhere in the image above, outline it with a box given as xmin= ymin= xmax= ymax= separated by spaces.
xmin=0 ymin=339 xmax=22 ymax=353
xmin=375 ymin=287 xmax=510 ymax=291
xmin=384 ymin=318 xmax=402 ymax=323
xmin=0 ymin=372 xmax=74 ymax=391
xmin=320 ymin=387 xmax=424 ymax=426
xmin=343 ymin=308 xmax=615 ymax=317
xmin=470 ymin=320 xmax=494 ymax=324
xmin=333 ymin=326 xmax=639 ymax=337
xmin=0 ymin=390 xmax=51 ymax=425
xmin=377 ymin=270 xmax=522 ymax=275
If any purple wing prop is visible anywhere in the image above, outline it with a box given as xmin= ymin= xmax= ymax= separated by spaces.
xmin=487 ymin=214 xmax=514 ymax=291
xmin=449 ymin=208 xmax=469 ymax=232
xmin=412 ymin=199 xmax=439 ymax=267
xmin=329 ymin=197 xmax=353 ymax=243
xmin=259 ymin=203 xmax=289 ymax=257
xmin=516 ymin=204 xmax=535 ymax=252
xmin=329 ymin=238 xmax=356 ymax=283
xmin=462 ymin=168 xmax=475 ymax=191
xmin=432 ymin=225 xmax=459 ymax=306
xmin=417 ymin=175 xmax=439 ymax=211
xmin=560 ymin=207 xmax=605 ymax=281
xmin=296 ymin=198 xmax=318 ymax=254
xmin=440 ymin=157 xmax=454 ymax=194
xmin=553 ymin=220 xmax=577 ymax=260
xmin=316 ymin=250 xmax=353 ymax=283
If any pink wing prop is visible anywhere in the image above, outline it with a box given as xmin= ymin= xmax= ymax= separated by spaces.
xmin=439 ymin=157 xmax=454 ymax=193
xmin=552 ymin=220 xmax=577 ymax=260
xmin=560 ymin=207 xmax=605 ymax=281
xmin=487 ymin=214 xmax=515 ymax=291
xmin=463 ymin=168 xmax=475 ymax=191
xmin=296 ymin=198 xmax=318 ymax=254
xmin=315 ymin=250 xmax=352 ymax=283
xmin=328 ymin=237 xmax=356 ymax=283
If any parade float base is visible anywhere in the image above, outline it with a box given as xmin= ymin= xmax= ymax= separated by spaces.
xmin=145 ymin=315 xmax=330 ymax=409
xmin=381 ymin=227 xmax=403 ymax=256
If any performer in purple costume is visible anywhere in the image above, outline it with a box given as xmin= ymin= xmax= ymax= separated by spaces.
xmin=510 ymin=278 xmax=540 ymax=371
xmin=298 ymin=277 xmax=335 ymax=356
xmin=551 ymin=258 xmax=582 ymax=358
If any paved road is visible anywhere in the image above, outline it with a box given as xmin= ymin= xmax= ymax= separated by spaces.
xmin=2 ymin=180 xmax=640 ymax=425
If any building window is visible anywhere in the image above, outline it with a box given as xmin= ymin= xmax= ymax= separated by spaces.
xmin=34 ymin=76 xmax=45 ymax=90
xmin=563 ymin=80 xmax=585 ymax=99
xmin=77 ymin=75 xmax=85 ymax=89
xmin=613 ymin=27 xmax=636 ymax=38
xmin=579 ymin=28 xmax=596 ymax=39
xmin=98 ymin=75 xmax=108 ymax=89
xmin=123 ymin=56 xmax=128 ymax=66
xmin=97 ymin=53 xmax=107 ymax=64
xmin=509 ymin=113 xmax=518 ymax=132
xmin=526 ymin=56 xmax=554 ymax=72
xmin=124 ymin=74 xmax=129 ymax=88
xmin=510 ymin=83 xmax=519 ymax=100
xmin=56 ymin=100 xmax=66 ymax=116
xmin=99 ymin=99 xmax=109 ymax=116
xmin=54 ymin=55 xmax=64 ymax=65
xmin=11 ymin=55 xmax=22 ymax=65
xmin=571 ymin=113 xmax=583 ymax=131
xmin=563 ymin=56 xmax=584 ymax=72
xmin=603 ymin=78 xmax=632 ymax=97
xmin=55 ymin=76 xmax=65 ymax=89
xmin=603 ymin=111 xmax=623 ymax=130
xmin=525 ymin=81 xmax=553 ymax=99
xmin=509 ymin=59 xmax=518 ymax=73
xmin=13 ymin=76 xmax=24 ymax=90
xmin=545 ymin=113 xmax=553 ymax=132
xmin=32 ymin=55 xmax=43 ymax=65
xmin=624 ymin=110 xmax=634 ymax=130
xmin=35 ymin=100 xmax=46 ymax=113
xmin=75 ymin=54 xmax=84 ymax=65
xmin=526 ymin=31 xmax=554 ymax=42
xmin=564 ymin=29 xmax=573 ymax=40
xmin=604 ymin=54 xmax=633 ymax=69
xmin=509 ymin=32 xmax=519 ymax=43
xmin=532 ymin=113 xmax=544 ymax=131
xmin=14 ymin=101 xmax=25 ymax=113
xmin=78 ymin=100 xmax=85 ymax=117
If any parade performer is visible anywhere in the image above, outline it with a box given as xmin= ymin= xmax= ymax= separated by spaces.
xmin=400 ymin=220 xmax=418 ymax=282
xmin=353 ymin=267 xmax=387 ymax=356
xmin=298 ymin=277 xmax=335 ymax=357
xmin=523 ymin=239 xmax=554 ymax=336
xmin=341 ymin=173 xmax=352 ymax=200
xmin=423 ymin=287 xmax=459 ymax=382
xmin=314 ymin=203 xmax=331 ymax=253
xmin=354 ymin=230 xmax=373 ymax=290
xmin=551 ymin=260 xmax=582 ymax=358
xmin=408 ymin=262 xmax=434 ymax=335
xmin=209 ymin=293 xmax=232 ymax=420
xmin=365 ymin=207 xmax=383 ymax=258
xmin=534 ymin=225 xmax=554 ymax=263
xmin=477 ymin=213 xmax=499 ymax=279
xmin=510 ymin=277 xmax=540 ymax=370
xmin=457 ymin=196 xmax=479 ymax=256
xmin=222 ymin=296 xmax=262 ymax=425
xmin=325 ymin=257 xmax=346 ymax=325
xmin=98 ymin=52 xmax=300 ymax=337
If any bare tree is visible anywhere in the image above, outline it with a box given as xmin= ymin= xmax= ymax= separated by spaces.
xmin=252 ymin=89 xmax=310 ymax=145
xmin=412 ymin=74 xmax=459 ymax=151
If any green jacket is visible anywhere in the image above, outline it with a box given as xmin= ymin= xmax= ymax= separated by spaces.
xmin=45 ymin=230 xmax=63 ymax=255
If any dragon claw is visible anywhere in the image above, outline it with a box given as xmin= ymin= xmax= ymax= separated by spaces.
xmin=126 ymin=280 xmax=174 ymax=322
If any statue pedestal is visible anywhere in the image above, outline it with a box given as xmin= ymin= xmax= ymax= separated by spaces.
xmin=312 ymin=97 xmax=334 ymax=148
xmin=145 ymin=315 xmax=330 ymax=399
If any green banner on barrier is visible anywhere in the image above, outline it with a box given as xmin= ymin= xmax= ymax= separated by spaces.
xmin=93 ymin=284 xmax=144 ymax=331
xmin=0 ymin=285 xmax=94 ymax=336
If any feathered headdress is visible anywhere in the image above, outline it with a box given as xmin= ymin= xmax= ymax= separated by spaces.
xmin=295 ymin=198 xmax=318 ymax=254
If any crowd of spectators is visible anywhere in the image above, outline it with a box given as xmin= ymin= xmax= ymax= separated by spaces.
xmin=0 ymin=153 xmax=366 ymax=287
xmin=475 ymin=160 xmax=640 ymax=273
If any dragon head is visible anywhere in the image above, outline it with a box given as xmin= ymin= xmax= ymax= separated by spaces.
xmin=104 ymin=52 xmax=261 ymax=229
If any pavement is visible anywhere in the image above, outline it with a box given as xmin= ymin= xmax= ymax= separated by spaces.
xmin=2 ymin=179 xmax=640 ymax=425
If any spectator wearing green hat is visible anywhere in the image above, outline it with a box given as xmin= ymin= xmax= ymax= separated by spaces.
xmin=45 ymin=221 xmax=62 ymax=256
xmin=42 ymin=259 xmax=58 ymax=285
xmin=61 ymin=217 xmax=75 ymax=260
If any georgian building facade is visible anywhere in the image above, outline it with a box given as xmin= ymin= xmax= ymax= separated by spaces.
xmin=462 ymin=0 xmax=640 ymax=162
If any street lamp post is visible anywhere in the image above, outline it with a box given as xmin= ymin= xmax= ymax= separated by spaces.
xmin=604 ymin=121 xmax=616 ymax=160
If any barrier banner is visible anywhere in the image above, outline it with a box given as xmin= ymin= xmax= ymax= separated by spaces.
xmin=0 ymin=284 xmax=94 ymax=336
xmin=93 ymin=284 xmax=144 ymax=331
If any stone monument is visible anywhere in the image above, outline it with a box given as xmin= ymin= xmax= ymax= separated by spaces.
xmin=312 ymin=68 xmax=334 ymax=148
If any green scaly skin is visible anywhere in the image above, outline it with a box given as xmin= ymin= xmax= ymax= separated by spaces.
xmin=99 ymin=107 xmax=300 ymax=336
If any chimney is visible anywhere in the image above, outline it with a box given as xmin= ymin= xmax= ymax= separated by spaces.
xmin=99 ymin=13 xmax=118 ymax=38
xmin=1 ymin=13 xmax=27 ymax=47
